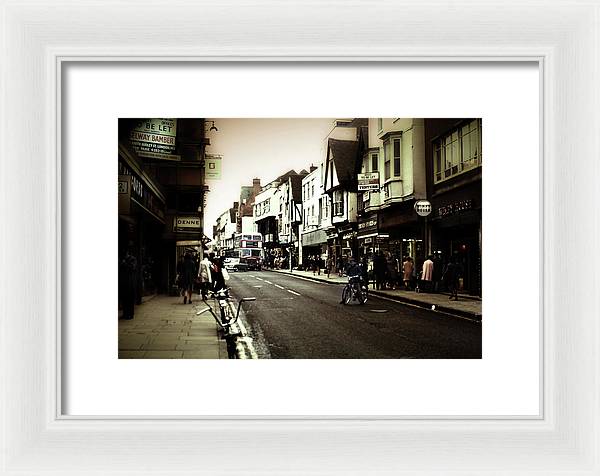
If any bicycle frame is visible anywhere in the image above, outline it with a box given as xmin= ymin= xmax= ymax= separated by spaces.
xmin=196 ymin=291 xmax=256 ymax=329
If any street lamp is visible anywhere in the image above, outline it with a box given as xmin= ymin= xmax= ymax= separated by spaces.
xmin=205 ymin=120 xmax=218 ymax=132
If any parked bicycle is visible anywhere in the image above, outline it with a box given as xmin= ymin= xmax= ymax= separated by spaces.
xmin=340 ymin=275 xmax=368 ymax=305
xmin=196 ymin=288 xmax=256 ymax=358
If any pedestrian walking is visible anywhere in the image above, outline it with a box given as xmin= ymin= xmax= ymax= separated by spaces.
xmin=421 ymin=255 xmax=434 ymax=292
xmin=119 ymin=249 xmax=137 ymax=320
xmin=181 ymin=251 xmax=197 ymax=304
xmin=402 ymin=256 xmax=414 ymax=290
xmin=209 ymin=254 xmax=229 ymax=292
xmin=326 ymin=256 xmax=333 ymax=278
xmin=386 ymin=252 xmax=398 ymax=289
xmin=373 ymin=250 xmax=386 ymax=290
xmin=432 ymin=254 xmax=443 ymax=293
xmin=198 ymin=254 xmax=212 ymax=300
xmin=442 ymin=254 xmax=463 ymax=301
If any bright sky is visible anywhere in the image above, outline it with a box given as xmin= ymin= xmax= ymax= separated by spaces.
xmin=204 ymin=118 xmax=335 ymax=238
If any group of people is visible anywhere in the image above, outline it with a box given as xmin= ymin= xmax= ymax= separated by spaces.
xmin=176 ymin=251 xmax=229 ymax=304
xmin=370 ymin=251 xmax=463 ymax=300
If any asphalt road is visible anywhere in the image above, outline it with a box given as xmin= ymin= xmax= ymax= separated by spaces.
xmin=228 ymin=270 xmax=481 ymax=359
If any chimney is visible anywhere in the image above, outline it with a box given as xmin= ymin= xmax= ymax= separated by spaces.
xmin=253 ymin=178 xmax=261 ymax=186
xmin=309 ymin=164 xmax=317 ymax=173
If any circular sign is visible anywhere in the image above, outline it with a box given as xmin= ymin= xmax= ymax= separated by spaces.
xmin=414 ymin=200 xmax=432 ymax=217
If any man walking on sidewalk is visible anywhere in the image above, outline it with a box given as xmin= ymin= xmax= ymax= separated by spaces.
xmin=198 ymin=254 xmax=212 ymax=301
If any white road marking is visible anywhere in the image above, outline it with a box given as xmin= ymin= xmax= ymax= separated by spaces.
xmin=255 ymin=277 xmax=264 ymax=281
xmin=231 ymin=302 xmax=258 ymax=359
xmin=282 ymin=273 xmax=330 ymax=285
xmin=274 ymin=284 xmax=285 ymax=290
xmin=263 ymin=280 xmax=272 ymax=284
xmin=253 ymin=285 xmax=262 ymax=288
xmin=287 ymin=289 xmax=301 ymax=296
xmin=371 ymin=293 xmax=481 ymax=323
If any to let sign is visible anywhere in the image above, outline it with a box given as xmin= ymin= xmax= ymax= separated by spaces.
xmin=414 ymin=200 xmax=432 ymax=217
xmin=130 ymin=118 xmax=181 ymax=162
xmin=358 ymin=172 xmax=380 ymax=191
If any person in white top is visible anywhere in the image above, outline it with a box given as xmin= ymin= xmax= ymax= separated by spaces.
xmin=198 ymin=255 xmax=212 ymax=301
xmin=421 ymin=255 xmax=434 ymax=292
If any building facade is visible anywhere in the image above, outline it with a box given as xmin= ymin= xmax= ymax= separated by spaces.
xmin=300 ymin=165 xmax=331 ymax=267
xmin=424 ymin=118 xmax=482 ymax=296
xmin=356 ymin=118 xmax=427 ymax=271
xmin=323 ymin=119 xmax=368 ymax=270
xmin=118 ymin=118 xmax=208 ymax=296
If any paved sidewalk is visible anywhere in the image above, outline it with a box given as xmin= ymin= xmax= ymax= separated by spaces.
xmin=269 ymin=268 xmax=482 ymax=320
xmin=118 ymin=294 xmax=228 ymax=359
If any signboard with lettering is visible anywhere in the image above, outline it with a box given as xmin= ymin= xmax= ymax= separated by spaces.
xmin=358 ymin=172 xmax=380 ymax=191
xmin=204 ymin=154 xmax=222 ymax=180
xmin=414 ymin=200 xmax=432 ymax=217
xmin=173 ymin=216 xmax=201 ymax=232
xmin=438 ymin=199 xmax=474 ymax=217
xmin=118 ymin=175 xmax=131 ymax=214
xmin=129 ymin=119 xmax=181 ymax=161
xmin=118 ymin=162 xmax=165 ymax=221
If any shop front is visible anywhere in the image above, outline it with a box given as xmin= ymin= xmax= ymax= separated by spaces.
xmin=301 ymin=228 xmax=328 ymax=270
xmin=118 ymin=155 xmax=167 ymax=298
xmin=430 ymin=183 xmax=482 ymax=296
xmin=378 ymin=201 xmax=424 ymax=266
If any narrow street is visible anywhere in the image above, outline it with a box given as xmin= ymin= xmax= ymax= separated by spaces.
xmin=228 ymin=271 xmax=481 ymax=359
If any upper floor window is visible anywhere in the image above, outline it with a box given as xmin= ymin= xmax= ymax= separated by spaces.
xmin=377 ymin=118 xmax=383 ymax=132
xmin=384 ymin=136 xmax=401 ymax=180
xmin=371 ymin=152 xmax=379 ymax=172
xmin=332 ymin=190 xmax=344 ymax=216
xmin=434 ymin=119 xmax=481 ymax=183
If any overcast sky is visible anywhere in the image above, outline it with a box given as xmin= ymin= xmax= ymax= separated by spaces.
xmin=204 ymin=118 xmax=335 ymax=238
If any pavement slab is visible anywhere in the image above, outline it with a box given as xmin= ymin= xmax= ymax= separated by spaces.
xmin=118 ymin=294 xmax=226 ymax=359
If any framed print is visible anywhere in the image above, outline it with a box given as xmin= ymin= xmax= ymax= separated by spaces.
xmin=1 ymin=0 xmax=599 ymax=474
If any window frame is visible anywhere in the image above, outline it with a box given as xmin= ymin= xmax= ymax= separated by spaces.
xmin=433 ymin=119 xmax=482 ymax=184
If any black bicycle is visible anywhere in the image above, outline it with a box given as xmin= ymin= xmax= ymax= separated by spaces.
xmin=341 ymin=275 xmax=368 ymax=305
xmin=196 ymin=288 xmax=256 ymax=358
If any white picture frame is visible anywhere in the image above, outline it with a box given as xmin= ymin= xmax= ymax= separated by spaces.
xmin=1 ymin=1 xmax=598 ymax=474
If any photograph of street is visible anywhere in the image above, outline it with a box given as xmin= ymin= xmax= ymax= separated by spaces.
xmin=118 ymin=118 xmax=482 ymax=359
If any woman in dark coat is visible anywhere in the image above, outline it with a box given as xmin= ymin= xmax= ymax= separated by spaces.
xmin=181 ymin=252 xmax=197 ymax=304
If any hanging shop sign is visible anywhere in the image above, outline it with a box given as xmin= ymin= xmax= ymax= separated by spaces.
xmin=414 ymin=199 xmax=432 ymax=217
xmin=129 ymin=118 xmax=181 ymax=162
xmin=438 ymin=199 xmax=474 ymax=218
xmin=173 ymin=216 xmax=201 ymax=232
xmin=341 ymin=231 xmax=356 ymax=240
xmin=357 ymin=172 xmax=380 ymax=191
xmin=358 ymin=213 xmax=380 ymax=239
xmin=204 ymin=154 xmax=222 ymax=180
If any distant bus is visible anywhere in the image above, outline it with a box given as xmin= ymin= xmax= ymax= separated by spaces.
xmin=223 ymin=233 xmax=263 ymax=271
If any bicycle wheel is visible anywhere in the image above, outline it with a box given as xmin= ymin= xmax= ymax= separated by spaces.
xmin=341 ymin=286 xmax=351 ymax=305
xmin=358 ymin=285 xmax=368 ymax=305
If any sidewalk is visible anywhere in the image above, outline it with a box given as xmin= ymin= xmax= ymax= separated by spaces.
xmin=269 ymin=268 xmax=482 ymax=320
xmin=118 ymin=294 xmax=228 ymax=359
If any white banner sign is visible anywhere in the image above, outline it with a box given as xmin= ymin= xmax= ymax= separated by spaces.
xmin=358 ymin=172 xmax=380 ymax=191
